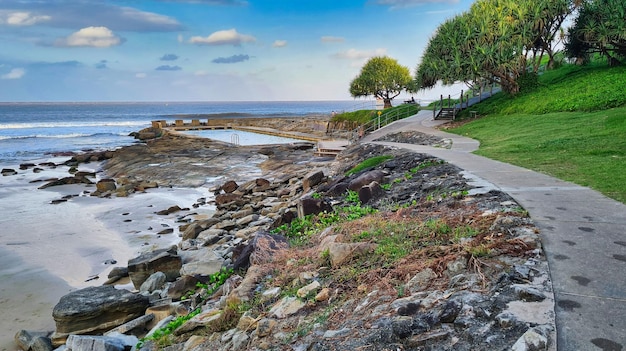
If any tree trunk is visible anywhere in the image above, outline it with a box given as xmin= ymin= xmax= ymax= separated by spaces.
xmin=383 ymin=99 xmax=392 ymax=109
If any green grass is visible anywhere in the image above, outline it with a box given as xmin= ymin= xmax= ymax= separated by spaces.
xmin=345 ymin=155 xmax=393 ymax=176
xmin=332 ymin=104 xmax=419 ymax=124
xmin=449 ymin=62 xmax=626 ymax=203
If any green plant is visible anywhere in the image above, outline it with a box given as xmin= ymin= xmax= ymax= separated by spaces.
xmin=344 ymin=190 xmax=360 ymax=204
xmin=345 ymin=155 xmax=393 ymax=176
xmin=311 ymin=192 xmax=322 ymax=199
xmin=381 ymin=183 xmax=392 ymax=190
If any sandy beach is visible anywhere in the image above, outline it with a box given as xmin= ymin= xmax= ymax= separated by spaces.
xmin=0 ymin=158 xmax=215 ymax=350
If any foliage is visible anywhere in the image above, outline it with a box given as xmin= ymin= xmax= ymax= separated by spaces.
xmin=350 ymin=56 xmax=413 ymax=108
xmin=271 ymin=192 xmax=377 ymax=246
xmin=565 ymin=0 xmax=626 ymax=66
xmin=345 ymin=155 xmax=393 ymax=176
xmin=330 ymin=109 xmax=377 ymax=124
xmin=464 ymin=62 xmax=626 ymax=115
xmin=138 ymin=268 xmax=235 ymax=347
xmin=416 ymin=0 xmax=575 ymax=95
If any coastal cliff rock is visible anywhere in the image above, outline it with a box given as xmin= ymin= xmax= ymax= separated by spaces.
xmin=51 ymin=286 xmax=149 ymax=345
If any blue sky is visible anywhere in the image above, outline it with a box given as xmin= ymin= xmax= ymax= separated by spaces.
xmin=0 ymin=0 xmax=473 ymax=102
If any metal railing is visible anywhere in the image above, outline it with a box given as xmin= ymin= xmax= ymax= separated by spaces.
xmin=349 ymin=104 xmax=419 ymax=142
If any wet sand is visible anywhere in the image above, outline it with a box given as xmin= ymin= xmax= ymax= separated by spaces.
xmin=0 ymin=159 xmax=214 ymax=350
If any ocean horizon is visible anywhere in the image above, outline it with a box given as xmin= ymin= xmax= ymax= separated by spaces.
xmin=0 ymin=100 xmax=372 ymax=165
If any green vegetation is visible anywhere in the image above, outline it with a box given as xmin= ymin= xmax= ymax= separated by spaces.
xmin=331 ymin=104 xmax=419 ymax=126
xmin=271 ymin=191 xmax=377 ymax=246
xmin=449 ymin=62 xmax=626 ymax=203
xmin=138 ymin=268 xmax=235 ymax=347
xmin=345 ymin=155 xmax=393 ymax=176
xmin=350 ymin=56 xmax=414 ymax=108
xmin=416 ymin=0 xmax=573 ymax=95
xmin=565 ymin=0 xmax=626 ymax=66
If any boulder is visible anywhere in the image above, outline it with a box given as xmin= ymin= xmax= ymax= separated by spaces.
xmin=140 ymin=272 xmax=167 ymax=293
xmin=220 ymin=180 xmax=238 ymax=193
xmin=96 ymin=179 xmax=117 ymax=192
xmin=65 ymin=334 xmax=137 ymax=351
xmin=180 ymin=249 xmax=224 ymax=276
xmin=166 ymin=275 xmax=202 ymax=301
xmin=14 ymin=330 xmax=53 ymax=351
xmin=128 ymin=247 xmax=182 ymax=289
xmin=302 ymin=170 xmax=324 ymax=192
xmin=348 ymin=170 xmax=385 ymax=192
xmin=297 ymin=197 xmax=333 ymax=218
xmin=230 ymin=232 xmax=289 ymax=270
xmin=2 ymin=168 xmax=18 ymax=176
xmin=38 ymin=176 xmax=93 ymax=189
xmin=358 ymin=181 xmax=385 ymax=204
xmin=51 ymin=286 xmax=149 ymax=345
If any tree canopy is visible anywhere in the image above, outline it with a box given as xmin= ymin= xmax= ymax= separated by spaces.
xmin=415 ymin=0 xmax=575 ymax=95
xmin=349 ymin=56 xmax=413 ymax=108
xmin=565 ymin=0 xmax=626 ymax=66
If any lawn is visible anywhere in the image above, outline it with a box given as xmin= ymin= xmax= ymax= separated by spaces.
xmin=448 ymin=62 xmax=626 ymax=204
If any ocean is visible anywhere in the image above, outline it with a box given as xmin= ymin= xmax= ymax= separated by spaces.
xmin=0 ymin=100 xmax=372 ymax=349
xmin=0 ymin=100 xmax=369 ymax=165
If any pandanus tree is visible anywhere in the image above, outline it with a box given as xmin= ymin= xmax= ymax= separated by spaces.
xmin=349 ymin=56 xmax=413 ymax=108
xmin=416 ymin=0 xmax=576 ymax=95
xmin=565 ymin=0 xmax=626 ymax=66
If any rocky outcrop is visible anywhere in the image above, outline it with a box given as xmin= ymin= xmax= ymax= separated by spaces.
xmin=51 ymin=286 xmax=149 ymax=345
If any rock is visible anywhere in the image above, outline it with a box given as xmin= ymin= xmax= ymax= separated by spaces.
xmin=348 ymin=170 xmax=385 ymax=192
xmin=19 ymin=163 xmax=36 ymax=170
xmin=175 ymin=309 xmax=222 ymax=335
xmin=392 ymin=316 xmax=414 ymax=338
xmin=323 ymin=327 xmax=351 ymax=339
xmin=105 ymin=314 xmax=154 ymax=335
xmin=269 ymin=296 xmax=306 ymax=319
xmin=406 ymin=268 xmax=437 ymax=293
xmin=180 ymin=248 xmax=224 ymax=276
xmin=438 ymin=299 xmax=463 ymax=323
xmin=38 ymin=176 xmax=93 ymax=189
xmin=297 ymin=281 xmax=321 ymax=299
xmin=315 ymin=288 xmax=331 ymax=302
xmin=514 ymin=285 xmax=547 ymax=302
xmin=231 ymin=330 xmax=250 ymax=350
xmin=511 ymin=326 xmax=549 ymax=351
xmin=166 ymin=275 xmax=202 ymax=300
xmin=183 ymin=335 xmax=208 ymax=351
xmin=155 ymin=205 xmax=182 ymax=215
xmin=140 ymin=272 xmax=167 ymax=293
xmin=14 ymin=330 xmax=52 ymax=351
xmin=302 ymin=170 xmax=324 ymax=192
xmin=319 ymin=236 xmax=376 ymax=267
xmin=255 ymin=177 xmax=271 ymax=191
xmin=65 ymin=334 xmax=137 ymax=351
xmin=221 ymin=180 xmax=239 ymax=193
xmin=215 ymin=193 xmax=243 ymax=206
xmin=128 ymin=246 xmax=182 ymax=289
xmin=96 ymin=179 xmax=117 ymax=192
xmin=230 ymin=232 xmax=289 ymax=270
xmin=297 ymin=197 xmax=333 ymax=218
xmin=1 ymin=168 xmax=17 ymax=176
xmin=256 ymin=318 xmax=277 ymax=338
xmin=51 ymin=286 xmax=149 ymax=345
xmin=358 ymin=181 xmax=384 ymax=204
xmin=182 ymin=218 xmax=220 ymax=240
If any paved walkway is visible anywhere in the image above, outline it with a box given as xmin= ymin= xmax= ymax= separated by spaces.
xmin=362 ymin=110 xmax=626 ymax=351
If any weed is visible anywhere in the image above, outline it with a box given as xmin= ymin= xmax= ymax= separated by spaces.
xmin=345 ymin=155 xmax=393 ymax=176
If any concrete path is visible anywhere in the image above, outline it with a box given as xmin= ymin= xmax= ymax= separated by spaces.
xmin=362 ymin=110 xmax=626 ymax=351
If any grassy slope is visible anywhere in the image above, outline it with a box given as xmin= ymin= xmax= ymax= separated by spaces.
xmin=449 ymin=63 xmax=626 ymax=203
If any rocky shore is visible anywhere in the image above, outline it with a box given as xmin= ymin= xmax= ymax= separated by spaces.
xmin=9 ymin=122 xmax=555 ymax=351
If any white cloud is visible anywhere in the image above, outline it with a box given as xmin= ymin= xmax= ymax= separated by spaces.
xmin=119 ymin=7 xmax=179 ymax=27
xmin=189 ymin=29 xmax=256 ymax=46
xmin=333 ymin=48 xmax=387 ymax=60
xmin=57 ymin=26 xmax=123 ymax=47
xmin=321 ymin=36 xmax=345 ymax=43
xmin=272 ymin=40 xmax=287 ymax=48
xmin=194 ymin=70 xmax=209 ymax=76
xmin=1 ymin=68 xmax=25 ymax=79
xmin=0 ymin=11 xmax=51 ymax=26
xmin=178 ymin=34 xmax=185 ymax=43
xmin=135 ymin=73 xmax=147 ymax=78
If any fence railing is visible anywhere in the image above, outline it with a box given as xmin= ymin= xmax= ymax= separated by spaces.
xmin=349 ymin=103 xmax=419 ymax=142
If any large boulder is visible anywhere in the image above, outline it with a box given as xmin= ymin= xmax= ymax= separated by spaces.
xmin=128 ymin=246 xmax=182 ymax=289
xmin=297 ymin=197 xmax=332 ymax=218
xmin=51 ymin=286 xmax=149 ymax=346
xmin=179 ymin=248 xmax=224 ymax=277
xmin=348 ymin=170 xmax=385 ymax=192
xmin=302 ymin=170 xmax=324 ymax=192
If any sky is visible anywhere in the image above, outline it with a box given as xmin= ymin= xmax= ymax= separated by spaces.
xmin=0 ymin=0 xmax=475 ymax=102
